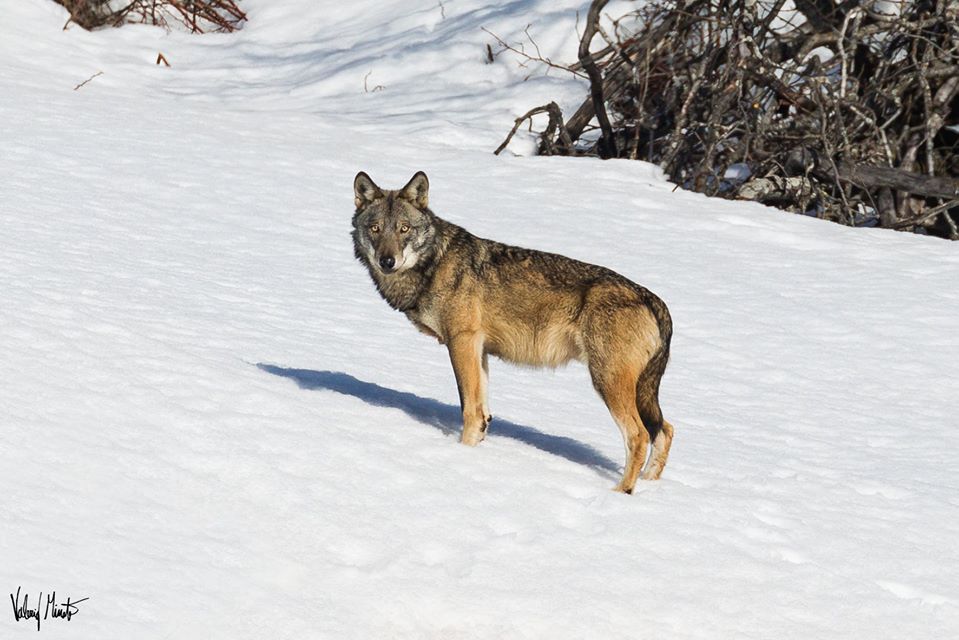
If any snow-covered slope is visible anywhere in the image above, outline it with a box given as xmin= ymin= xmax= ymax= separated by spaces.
xmin=2 ymin=1 xmax=958 ymax=638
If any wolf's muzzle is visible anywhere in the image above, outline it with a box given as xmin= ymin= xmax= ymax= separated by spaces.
xmin=379 ymin=255 xmax=397 ymax=273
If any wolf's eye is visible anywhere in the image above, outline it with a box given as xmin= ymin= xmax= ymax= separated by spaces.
xmin=400 ymin=223 xmax=410 ymax=233
xmin=370 ymin=224 xmax=380 ymax=233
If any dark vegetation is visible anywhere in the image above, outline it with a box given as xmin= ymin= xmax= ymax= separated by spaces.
xmin=55 ymin=0 xmax=245 ymax=33
xmin=493 ymin=0 xmax=959 ymax=239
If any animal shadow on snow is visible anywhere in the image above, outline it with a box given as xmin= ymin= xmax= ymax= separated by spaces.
xmin=257 ymin=364 xmax=619 ymax=478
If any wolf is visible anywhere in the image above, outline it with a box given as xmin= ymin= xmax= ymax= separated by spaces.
xmin=351 ymin=171 xmax=674 ymax=493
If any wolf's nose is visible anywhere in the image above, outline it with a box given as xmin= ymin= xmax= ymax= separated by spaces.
xmin=379 ymin=256 xmax=396 ymax=271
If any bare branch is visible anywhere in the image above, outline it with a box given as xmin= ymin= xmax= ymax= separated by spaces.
xmin=578 ymin=0 xmax=617 ymax=158
xmin=494 ymin=0 xmax=959 ymax=238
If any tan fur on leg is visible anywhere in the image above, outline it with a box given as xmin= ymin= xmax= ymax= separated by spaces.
xmin=594 ymin=367 xmax=650 ymax=494
xmin=448 ymin=333 xmax=487 ymax=446
xmin=640 ymin=419 xmax=673 ymax=480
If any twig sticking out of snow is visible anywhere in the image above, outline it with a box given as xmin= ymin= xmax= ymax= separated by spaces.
xmin=73 ymin=71 xmax=103 ymax=91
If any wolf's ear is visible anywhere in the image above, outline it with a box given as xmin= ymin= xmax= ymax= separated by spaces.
xmin=354 ymin=172 xmax=384 ymax=209
xmin=398 ymin=171 xmax=429 ymax=209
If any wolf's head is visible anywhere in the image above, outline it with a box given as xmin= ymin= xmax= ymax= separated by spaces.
xmin=352 ymin=171 xmax=436 ymax=275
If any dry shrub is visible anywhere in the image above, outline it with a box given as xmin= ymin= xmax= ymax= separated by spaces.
xmin=56 ymin=0 xmax=246 ymax=33
xmin=496 ymin=0 xmax=959 ymax=238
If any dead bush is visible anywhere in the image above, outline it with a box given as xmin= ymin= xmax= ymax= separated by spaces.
xmin=494 ymin=0 xmax=959 ymax=239
xmin=56 ymin=0 xmax=246 ymax=33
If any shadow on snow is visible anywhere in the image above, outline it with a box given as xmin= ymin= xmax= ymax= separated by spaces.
xmin=257 ymin=363 xmax=619 ymax=478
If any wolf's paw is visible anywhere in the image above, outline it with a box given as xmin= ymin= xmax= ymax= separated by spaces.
xmin=460 ymin=429 xmax=485 ymax=446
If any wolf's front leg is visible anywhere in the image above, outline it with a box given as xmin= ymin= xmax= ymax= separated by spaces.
xmin=480 ymin=352 xmax=492 ymax=431
xmin=448 ymin=332 xmax=488 ymax=446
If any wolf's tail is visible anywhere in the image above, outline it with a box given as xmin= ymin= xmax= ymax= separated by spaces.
xmin=637 ymin=293 xmax=672 ymax=441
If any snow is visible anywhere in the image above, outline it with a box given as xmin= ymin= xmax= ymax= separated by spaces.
xmin=2 ymin=0 xmax=959 ymax=638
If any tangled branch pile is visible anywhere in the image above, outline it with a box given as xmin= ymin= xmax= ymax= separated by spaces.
xmin=56 ymin=0 xmax=246 ymax=33
xmin=496 ymin=0 xmax=959 ymax=238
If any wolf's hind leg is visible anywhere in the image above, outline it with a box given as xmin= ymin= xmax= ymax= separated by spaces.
xmin=637 ymin=349 xmax=672 ymax=480
xmin=590 ymin=362 xmax=649 ymax=494
xmin=641 ymin=419 xmax=673 ymax=480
